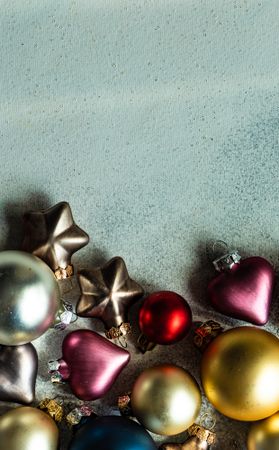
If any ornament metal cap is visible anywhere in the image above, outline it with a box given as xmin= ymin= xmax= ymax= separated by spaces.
xmin=66 ymin=405 xmax=96 ymax=427
xmin=188 ymin=423 xmax=216 ymax=445
xmin=53 ymin=300 xmax=76 ymax=331
xmin=48 ymin=360 xmax=66 ymax=384
xmin=194 ymin=320 xmax=224 ymax=352
xmin=105 ymin=322 xmax=132 ymax=348
xmin=54 ymin=264 xmax=74 ymax=280
xmin=213 ymin=250 xmax=241 ymax=272
xmin=137 ymin=333 xmax=157 ymax=353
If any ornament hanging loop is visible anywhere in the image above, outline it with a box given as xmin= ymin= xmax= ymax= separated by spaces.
xmin=105 ymin=323 xmax=131 ymax=348
xmin=206 ymin=239 xmax=229 ymax=261
xmin=118 ymin=335 xmax=128 ymax=348
xmin=59 ymin=274 xmax=75 ymax=295
xmin=199 ymin=412 xmax=216 ymax=431
xmin=212 ymin=240 xmax=229 ymax=255
xmin=206 ymin=240 xmax=241 ymax=272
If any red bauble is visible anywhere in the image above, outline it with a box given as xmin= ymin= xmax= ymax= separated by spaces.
xmin=139 ymin=291 xmax=192 ymax=345
xmin=208 ymin=256 xmax=275 ymax=325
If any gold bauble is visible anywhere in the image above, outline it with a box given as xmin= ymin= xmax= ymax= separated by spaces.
xmin=131 ymin=364 xmax=201 ymax=435
xmin=0 ymin=406 xmax=59 ymax=450
xmin=247 ymin=412 xmax=279 ymax=450
xmin=201 ymin=327 xmax=279 ymax=421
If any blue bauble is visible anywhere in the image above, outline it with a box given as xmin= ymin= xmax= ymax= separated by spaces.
xmin=69 ymin=416 xmax=157 ymax=450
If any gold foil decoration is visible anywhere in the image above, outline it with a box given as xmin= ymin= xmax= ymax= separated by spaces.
xmin=38 ymin=398 xmax=64 ymax=423
xmin=160 ymin=424 xmax=216 ymax=450
xmin=55 ymin=265 xmax=74 ymax=280
xmin=105 ymin=322 xmax=132 ymax=347
xmin=188 ymin=424 xmax=216 ymax=445
xmin=194 ymin=320 xmax=223 ymax=351
xmin=118 ymin=393 xmax=132 ymax=416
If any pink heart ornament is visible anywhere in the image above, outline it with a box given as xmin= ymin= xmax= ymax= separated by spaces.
xmin=208 ymin=256 xmax=275 ymax=325
xmin=56 ymin=329 xmax=130 ymax=400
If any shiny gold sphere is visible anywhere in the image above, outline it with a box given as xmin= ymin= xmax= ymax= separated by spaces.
xmin=201 ymin=327 xmax=279 ymax=421
xmin=247 ymin=412 xmax=279 ymax=450
xmin=0 ymin=406 xmax=59 ymax=450
xmin=131 ymin=364 xmax=201 ymax=435
xmin=0 ymin=251 xmax=60 ymax=345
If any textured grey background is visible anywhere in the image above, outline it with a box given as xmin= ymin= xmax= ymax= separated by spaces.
xmin=1 ymin=0 xmax=279 ymax=449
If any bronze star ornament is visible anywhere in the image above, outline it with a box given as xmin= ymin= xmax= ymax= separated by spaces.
xmin=77 ymin=256 xmax=144 ymax=338
xmin=160 ymin=424 xmax=216 ymax=450
xmin=22 ymin=201 xmax=89 ymax=279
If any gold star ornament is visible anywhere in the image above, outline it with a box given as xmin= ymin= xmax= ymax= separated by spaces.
xmin=160 ymin=424 xmax=216 ymax=450
xmin=22 ymin=202 xmax=89 ymax=279
xmin=76 ymin=256 xmax=144 ymax=337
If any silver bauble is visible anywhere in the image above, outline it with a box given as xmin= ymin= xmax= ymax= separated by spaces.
xmin=0 ymin=251 xmax=60 ymax=345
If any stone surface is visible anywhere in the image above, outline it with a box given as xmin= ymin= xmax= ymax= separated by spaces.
xmin=1 ymin=1 xmax=279 ymax=449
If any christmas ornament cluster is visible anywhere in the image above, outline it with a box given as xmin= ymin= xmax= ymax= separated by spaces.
xmin=0 ymin=201 xmax=278 ymax=450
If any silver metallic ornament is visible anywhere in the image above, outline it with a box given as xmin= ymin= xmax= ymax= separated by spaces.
xmin=77 ymin=256 xmax=144 ymax=334
xmin=0 ymin=251 xmax=60 ymax=345
xmin=0 ymin=343 xmax=38 ymax=404
xmin=22 ymin=201 xmax=89 ymax=279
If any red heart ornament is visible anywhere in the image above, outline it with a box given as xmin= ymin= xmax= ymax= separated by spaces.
xmin=56 ymin=329 xmax=130 ymax=400
xmin=208 ymin=256 xmax=275 ymax=325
